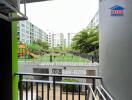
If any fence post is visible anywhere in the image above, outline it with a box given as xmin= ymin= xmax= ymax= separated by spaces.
xmin=53 ymin=76 xmax=56 ymax=100
xmin=19 ymin=75 xmax=23 ymax=100
xmin=92 ymin=78 xmax=95 ymax=100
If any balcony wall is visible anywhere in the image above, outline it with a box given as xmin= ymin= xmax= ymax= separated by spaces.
xmin=99 ymin=0 xmax=132 ymax=99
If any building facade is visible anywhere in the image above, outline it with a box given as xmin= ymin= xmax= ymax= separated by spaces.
xmin=67 ymin=33 xmax=75 ymax=47
xmin=47 ymin=32 xmax=65 ymax=48
xmin=47 ymin=32 xmax=53 ymax=47
xmin=17 ymin=21 xmax=47 ymax=44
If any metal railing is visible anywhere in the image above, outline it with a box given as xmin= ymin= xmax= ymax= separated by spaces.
xmin=16 ymin=73 xmax=113 ymax=100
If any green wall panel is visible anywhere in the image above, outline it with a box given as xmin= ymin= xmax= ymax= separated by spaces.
xmin=12 ymin=16 xmax=18 ymax=100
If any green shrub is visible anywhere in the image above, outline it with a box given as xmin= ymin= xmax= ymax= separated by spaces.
xmin=62 ymin=79 xmax=80 ymax=92
xmin=19 ymin=82 xmax=31 ymax=90
xmin=27 ymin=44 xmax=43 ymax=54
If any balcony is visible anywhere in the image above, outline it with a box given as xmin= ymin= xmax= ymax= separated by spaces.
xmin=16 ymin=73 xmax=113 ymax=100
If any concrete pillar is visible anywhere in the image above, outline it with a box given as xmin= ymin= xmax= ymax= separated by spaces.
xmin=99 ymin=0 xmax=132 ymax=99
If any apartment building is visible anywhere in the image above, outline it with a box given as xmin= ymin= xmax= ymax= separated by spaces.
xmin=17 ymin=20 xmax=47 ymax=44
xmin=47 ymin=32 xmax=65 ymax=48
xmin=67 ymin=33 xmax=75 ymax=47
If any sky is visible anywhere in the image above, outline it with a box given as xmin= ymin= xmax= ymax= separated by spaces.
xmin=21 ymin=0 xmax=99 ymax=34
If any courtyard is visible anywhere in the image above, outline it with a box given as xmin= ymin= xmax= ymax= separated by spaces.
xmin=19 ymin=53 xmax=90 ymax=62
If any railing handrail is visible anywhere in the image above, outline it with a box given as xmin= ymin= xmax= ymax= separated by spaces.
xmin=22 ymin=79 xmax=93 ymax=86
xmin=15 ymin=72 xmax=102 ymax=79
xmin=101 ymin=85 xmax=114 ymax=100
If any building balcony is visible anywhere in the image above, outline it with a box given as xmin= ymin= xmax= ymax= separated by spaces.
xmin=16 ymin=73 xmax=113 ymax=100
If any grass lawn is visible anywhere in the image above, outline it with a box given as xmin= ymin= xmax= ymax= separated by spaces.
xmin=19 ymin=53 xmax=89 ymax=62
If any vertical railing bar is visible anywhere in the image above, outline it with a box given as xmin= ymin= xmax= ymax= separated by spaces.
xmin=47 ymin=83 xmax=50 ymax=100
xmin=60 ymin=84 xmax=62 ymax=100
xmin=36 ymin=82 xmax=38 ymax=100
xmin=66 ymin=84 xmax=68 ymax=100
xmin=78 ymin=85 xmax=81 ymax=100
xmin=72 ymin=85 xmax=74 ymax=100
xmin=26 ymin=82 xmax=28 ymax=100
xmin=89 ymin=85 xmax=97 ymax=100
xmin=19 ymin=75 xmax=23 ymax=100
xmin=53 ymin=76 xmax=56 ymax=100
xmin=92 ymin=79 xmax=95 ymax=92
xmin=96 ymin=86 xmax=106 ymax=100
xmin=30 ymin=82 xmax=33 ymax=100
xmin=85 ymin=85 xmax=87 ymax=100
xmin=95 ymin=89 xmax=98 ymax=97
xmin=92 ymin=79 xmax=96 ymax=100
xmin=42 ymin=83 xmax=44 ymax=100
xmin=87 ymin=86 xmax=90 ymax=100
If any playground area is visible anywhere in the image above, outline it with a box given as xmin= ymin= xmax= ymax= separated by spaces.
xmin=18 ymin=43 xmax=90 ymax=62
xmin=18 ymin=43 xmax=40 ymax=59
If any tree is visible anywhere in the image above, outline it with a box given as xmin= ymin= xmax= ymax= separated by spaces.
xmin=27 ymin=44 xmax=43 ymax=54
xmin=35 ymin=39 xmax=49 ymax=50
xmin=72 ymin=27 xmax=99 ymax=54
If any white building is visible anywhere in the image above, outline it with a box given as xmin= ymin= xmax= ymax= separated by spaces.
xmin=47 ymin=32 xmax=52 ymax=47
xmin=47 ymin=32 xmax=65 ymax=48
xmin=17 ymin=21 xmax=30 ymax=44
xmin=17 ymin=21 xmax=47 ymax=44
xmin=67 ymin=33 xmax=75 ymax=47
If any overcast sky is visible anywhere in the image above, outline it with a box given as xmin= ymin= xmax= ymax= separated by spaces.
xmin=21 ymin=0 xmax=99 ymax=34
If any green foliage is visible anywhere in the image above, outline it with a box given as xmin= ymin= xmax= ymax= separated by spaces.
xmin=35 ymin=39 xmax=49 ymax=50
xmin=27 ymin=39 xmax=49 ymax=55
xmin=53 ymin=47 xmax=61 ymax=53
xmin=49 ymin=47 xmax=66 ymax=53
xmin=27 ymin=44 xmax=43 ymax=54
xmin=19 ymin=82 xmax=31 ymax=90
xmin=62 ymin=79 xmax=79 ymax=92
xmin=72 ymin=27 xmax=99 ymax=55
